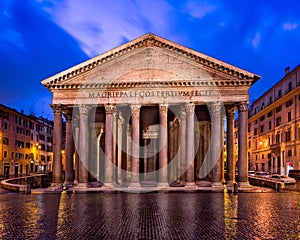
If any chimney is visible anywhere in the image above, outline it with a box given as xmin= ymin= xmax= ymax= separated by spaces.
xmin=285 ymin=66 xmax=291 ymax=75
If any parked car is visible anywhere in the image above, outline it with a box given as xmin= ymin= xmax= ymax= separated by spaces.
xmin=254 ymin=171 xmax=270 ymax=178
xmin=269 ymin=174 xmax=296 ymax=184
xmin=288 ymin=170 xmax=300 ymax=179
xmin=248 ymin=171 xmax=255 ymax=176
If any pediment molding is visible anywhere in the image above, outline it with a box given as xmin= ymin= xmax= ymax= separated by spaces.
xmin=42 ymin=33 xmax=260 ymax=89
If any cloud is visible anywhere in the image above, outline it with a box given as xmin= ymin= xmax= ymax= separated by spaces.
xmin=183 ymin=0 xmax=217 ymax=19
xmin=283 ymin=22 xmax=298 ymax=31
xmin=39 ymin=0 xmax=173 ymax=57
xmin=249 ymin=32 xmax=261 ymax=49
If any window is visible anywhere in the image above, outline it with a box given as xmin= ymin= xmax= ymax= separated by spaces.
xmin=276 ymin=117 xmax=281 ymax=126
xmin=268 ymin=136 xmax=272 ymax=145
xmin=26 ymin=142 xmax=30 ymax=149
xmin=269 ymin=96 xmax=273 ymax=104
xmin=260 ymin=115 xmax=265 ymax=121
xmin=267 ymin=111 xmax=273 ymax=117
xmin=262 ymin=154 xmax=264 ymax=159
xmin=299 ymin=94 xmax=300 ymax=101
xmin=298 ymin=126 xmax=300 ymax=140
xmin=4 ymin=122 xmax=8 ymax=129
xmin=276 ymin=133 xmax=281 ymax=143
xmin=286 ymin=100 xmax=293 ymax=107
xmin=286 ymin=130 xmax=291 ymax=142
xmin=278 ymin=90 xmax=282 ymax=98
xmin=11 ymin=152 xmax=14 ymax=158
xmin=288 ymin=82 xmax=292 ymax=91
xmin=288 ymin=112 xmax=292 ymax=122
xmin=2 ymin=137 xmax=9 ymax=145
xmin=287 ymin=150 xmax=292 ymax=157
xmin=268 ymin=121 xmax=272 ymax=130
xmin=276 ymin=106 xmax=282 ymax=113
xmin=254 ymin=128 xmax=258 ymax=135
xmin=260 ymin=125 xmax=265 ymax=133
xmin=3 ymin=151 xmax=7 ymax=158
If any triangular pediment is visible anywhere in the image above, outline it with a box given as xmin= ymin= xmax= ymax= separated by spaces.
xmin=42 ymin=33 xmax=260 ymax=90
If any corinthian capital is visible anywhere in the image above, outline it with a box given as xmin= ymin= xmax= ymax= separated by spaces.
xmin=238 ymin=102 xmax=248 ymax=113
xmin=79 ymin=105 xmax=91 ymax=116
xmin=130 ymin=104 xmax=141 ymax=116
xmin=50 ymin=104 xmax=63 ymax=114
xmin=209 ymin=102 xmax=222 ymax=114
xmin=159 ymin=104 xmax=168 ymax=114
xmin=105 ymin=104 xmax=115 ymax=115
xmin=185 ymin=103 xmax=195 ymax=113
xmin=226 ymin=105 xmax=237 ymax=118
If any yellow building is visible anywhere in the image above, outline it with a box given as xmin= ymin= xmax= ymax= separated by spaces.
xmin=248 ymin=65 xmax=300 ymax=174
xmin=0 ymin=104 xmax=54 ymax=178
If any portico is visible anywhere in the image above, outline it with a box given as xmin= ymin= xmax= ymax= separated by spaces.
xmin=42 ymin=34 xmax=260 ymax=190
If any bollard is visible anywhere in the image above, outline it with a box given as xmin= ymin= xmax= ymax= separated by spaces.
xmin=233 ymin=182 xmax=238 ymax=193
xmin=276 ymin=182 xmax=282 ymax=192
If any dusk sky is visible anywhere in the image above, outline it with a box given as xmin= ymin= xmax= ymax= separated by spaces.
xmin=1 ymin=0 xmax=300 ymax=119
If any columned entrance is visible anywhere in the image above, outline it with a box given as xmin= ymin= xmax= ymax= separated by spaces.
xmin=42 ymin=34 xmax=260 ymax=190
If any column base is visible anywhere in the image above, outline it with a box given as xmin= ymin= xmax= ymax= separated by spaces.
xmin=185 ymin=182 xmax=197 ymax=188
xmin=64 ymin=181 xmax=73 ymax=187
xmin=211 ymin=182 xmax=224 ymax=188
xmin=238 ymin=181 xmax=251 ymax=188
xmin=75 ymin=182 xmax=88 ymax=188
xmin=157 ymin=182 xmax=169 ymax=188
xmin=128 ymin=182 xmax=141 ymax=190
xmin=102 ymin=183 xmax=115 ymax=189
xmin=226 ymin=181 xmax=237 ymax=187
xmin=73 ymin=180 xmax=79 ymax=186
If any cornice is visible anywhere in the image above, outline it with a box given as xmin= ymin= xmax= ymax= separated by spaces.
xmin=42 ymin=34 xmax=260 ymax=89
xmin=47 ymin=79 xmax=252 ymax=90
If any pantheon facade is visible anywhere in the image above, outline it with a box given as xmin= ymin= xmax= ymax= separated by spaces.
xmin=42 ymin=34 xmax=260 ymax=190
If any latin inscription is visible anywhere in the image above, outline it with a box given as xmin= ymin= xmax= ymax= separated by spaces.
xmin=88 ymin=90 xmax=217 ymax=99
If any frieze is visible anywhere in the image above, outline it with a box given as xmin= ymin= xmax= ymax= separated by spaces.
xmin=88 ymin=89 xmax=219 ymax=99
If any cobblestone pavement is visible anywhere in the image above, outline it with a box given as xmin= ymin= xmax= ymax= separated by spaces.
xmin=0 ymin=192 xmax=300 ymax=240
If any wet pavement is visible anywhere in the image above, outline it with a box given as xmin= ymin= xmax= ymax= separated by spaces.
xmin=0 ymin=191 xmax=300 ymax=240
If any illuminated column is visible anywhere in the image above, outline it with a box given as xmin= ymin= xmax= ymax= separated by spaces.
xmin=129 ymin=104 xmax=141 ymax=188
xmin=226 ymin=106 xmax=237 ymax=186
xmin=64 ymin=110 xmax=74 ymax=187
xmin=179 ymin=107 xmax=186 ymax=183
xmin=104 ymin=104 xmax=115 ymax=187
xmin=158 ymin=104 xmax=169 ymax=187
xmin=78 ymin=105 xmax=90 ymax=187
xmin=221 ymin=111 xmax=226 ymax=183
xmin=185 ymin=103 xmax=196 ymax=187
xmin=117 ymin=112 xmax=124 ymax=184
xmin=211 ymin=102 xmax=223 ymax=186
xmin=238 ymin=102 xmax=250 ymax=186
xmin=50 ymin=104 xmax=63 ymax=186
xmin=73 ymin=117 xmax=80 ymax=185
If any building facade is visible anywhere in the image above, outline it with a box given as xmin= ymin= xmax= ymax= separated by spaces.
xmin=0 ymin=104 xmax=54 ymax=178
xmin=42 ymin=34 xmax=260 ymax=189
xmin=248 ymin=65 xmax=300 ymax=174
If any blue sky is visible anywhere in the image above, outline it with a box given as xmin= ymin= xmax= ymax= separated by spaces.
xmin=1 ymin=0 xmax=300 ymax=119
